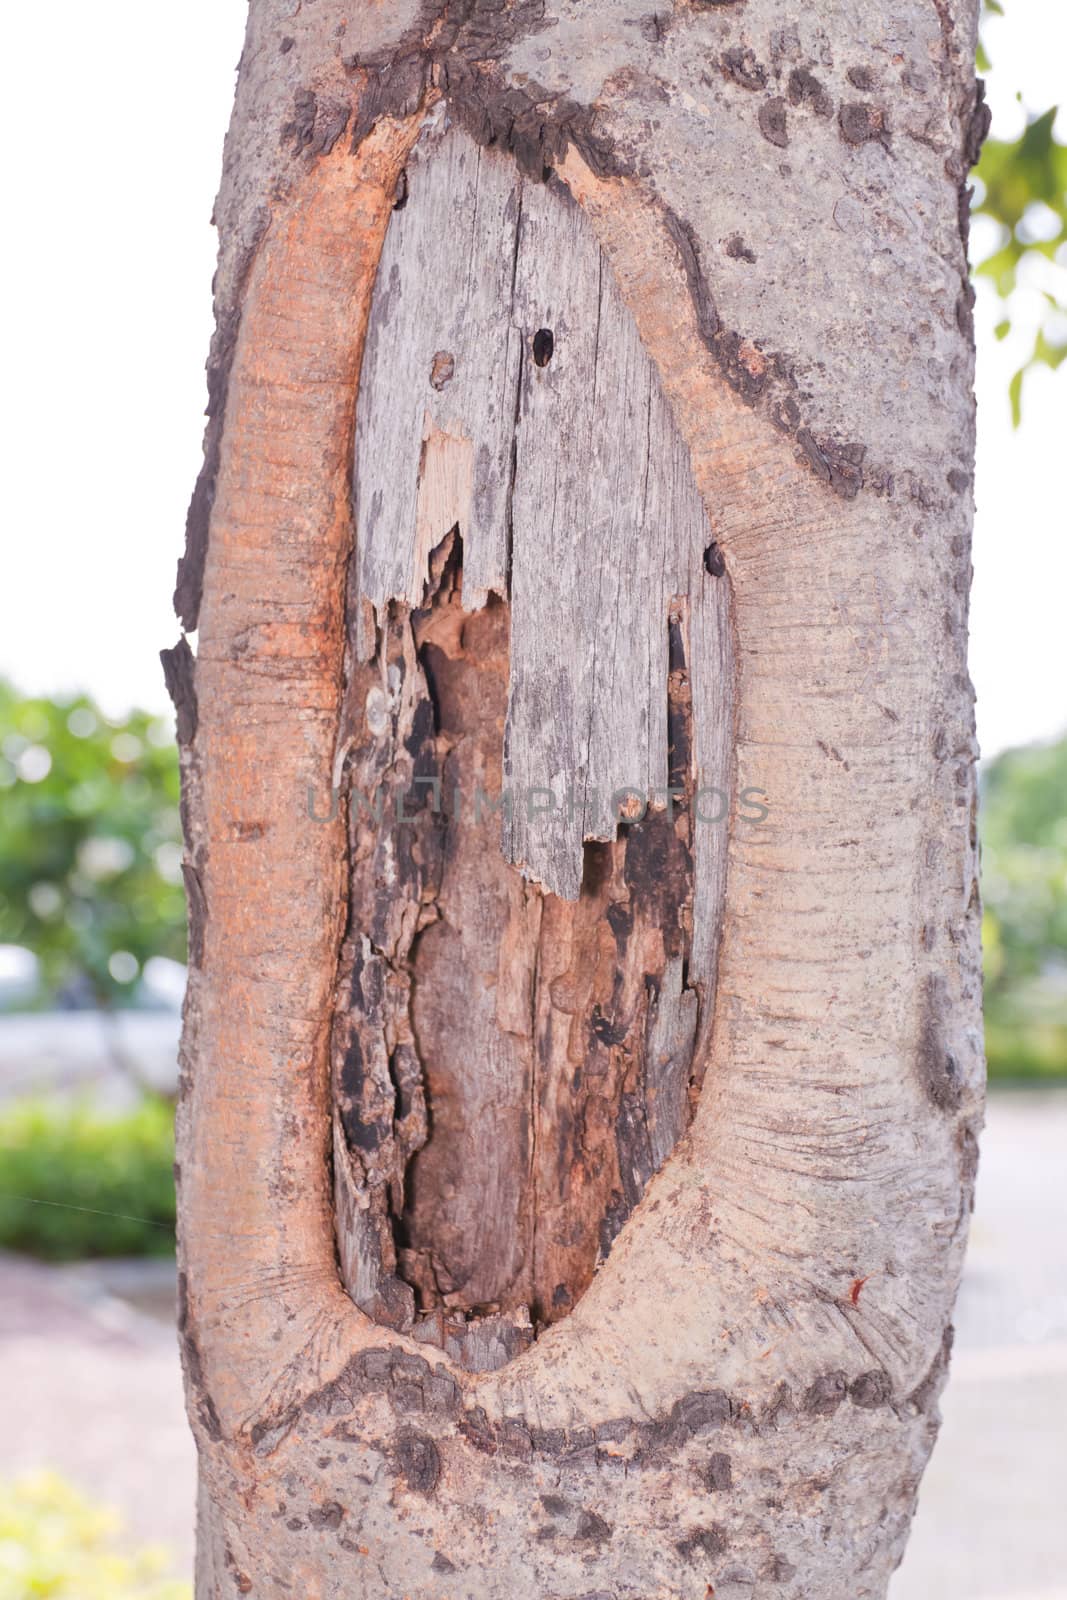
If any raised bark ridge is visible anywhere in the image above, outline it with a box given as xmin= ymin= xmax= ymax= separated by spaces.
xmin=170 ymin=3 xmax=985 ymax=1595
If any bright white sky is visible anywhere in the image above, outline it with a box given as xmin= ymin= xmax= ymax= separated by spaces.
xmin=2 ymin=2 xmax=1064 ymax=759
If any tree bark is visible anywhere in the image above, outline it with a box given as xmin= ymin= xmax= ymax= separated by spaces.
xmin=168 ymin=3 xmax=986 ymax=1596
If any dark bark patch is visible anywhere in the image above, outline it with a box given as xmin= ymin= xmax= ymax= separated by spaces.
xmin=295 ymin=1346 xmax=901 ymax=1468
xmin=787 ymin=68 xmax=833 ymax=117
xmin=758 ymin=98 xmax=789 ymax=148
xmin=329 ymin=5 xmax=620 ymax=226
xmin=160 ymin=637 xmax=198 ymax=746
xmin=795 ymin=430 xmax=865 ymax=498
xmin=958 ymin=1120 xmax=980 ymax=1200
xmin=663 ymin=209 xmax=720 ymax=345
xmin=847 ymin=66 xmax=876 ymax=92
xmin=540 ymin=1493 xmax=570 ymax=1517
xmin=702 ymin=1451 xmax=733 ymax=1491
xmin=349 ymin=51 xmax=430 ymax=148
xmin=394 ymin=1428 xmax=441 ymax=1495
xmin=718 ymin=47 xmax=766 ymax=90
xmin=671 ymin=1389 xmax=733 ymax=1437
xmin=181 ymin=864 xmax=207 ymax=969
xmin=724 ymin=234 xmax=756 ymax=264
xmin=849 ymin=1369 xmax=892 ymax=1409
xmin=963 ymin=79 xmax=992 ymax=170
xmin=803 ymin=1371 xmax=849 ymax=1416
xmin=917 ymin=976 xmax=964 ymax=1110
xmin=677 ymin=1526 xmax=728 ymax=1560
xmin=250 ymin=1407 xmax=299 ymax=1457
xmin=307 ymin=1501 xmax=345 ymax=1530
xmin=177 ymin=1271 xmax=223 ymax=1441
xmin=575 ymin=1509 xmax=613 ymax=1543
xmin=956 ymin=279 xmax=976 ymax=342
xmin=283 ymin=89 xmax=351 ymax=158
xmin=839 ymin=101 xmax=890 ymax=147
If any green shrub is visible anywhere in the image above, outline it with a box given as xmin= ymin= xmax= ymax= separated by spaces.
xmin=0 ymin=1472 xmax=189 ymax=1600
xmin=981 ymin=733 xmax=1067 ymax=1081
xmin=0 ymin=1096 xmax=175 ymax=1260
xmin=0 ymin=678 xmax=185 ymax=1009
xmin=985 ymin=1016 xmax=1067 ymax=1083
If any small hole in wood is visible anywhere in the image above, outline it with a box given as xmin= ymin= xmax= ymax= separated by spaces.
xmin=393 ymin=169 xmax=409 ymax=210
xmin=429 ymin=350 xmax=455 ymax=390
xmin=532 ymin=327 xmax=555 ymax=367
xmin=703 ymin=542 xmax=726 ymax=578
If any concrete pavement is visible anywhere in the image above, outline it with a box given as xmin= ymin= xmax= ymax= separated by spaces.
xmin=0 ymin=1087 xmax=1063 ymax=1593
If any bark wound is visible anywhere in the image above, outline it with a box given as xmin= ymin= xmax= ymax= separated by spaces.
xmin=332 ymin=123 xmax=733 ymax=1367
xmin=332 ymin=533 xmax=709 ymax=1360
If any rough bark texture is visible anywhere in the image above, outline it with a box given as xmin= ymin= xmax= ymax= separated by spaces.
xmin=169 ymin=2 xmax=985 ymax=1596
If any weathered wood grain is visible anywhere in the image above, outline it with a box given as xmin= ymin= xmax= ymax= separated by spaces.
xmin=342 ymin=119 xmax=733 ymax=1354
xmin=354 ymin=121 xmax=732 ymax=907
xmin=354 ymin=119 xmax=524 ymax=631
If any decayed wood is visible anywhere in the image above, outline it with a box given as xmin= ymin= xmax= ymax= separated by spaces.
xmin=354 ymin=122 xmax=732 ymax=905
xmin=337 ymin=121 xmax=732 ymax=1357
xmin=331 ymin=529 xmax=719 ymax=1354
xmin=172 ymin=1 xmax=986 ymax=1594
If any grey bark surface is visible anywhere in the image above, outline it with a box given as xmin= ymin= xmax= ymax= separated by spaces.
xmin=170 ymin=2 xmax=986 ymax=1596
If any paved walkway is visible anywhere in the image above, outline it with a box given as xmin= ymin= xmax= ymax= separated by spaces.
xmin=892 ymin=1088 xmax=1067 ymax=1600
xmin=0 ymin=1253 xmax=195 ymax=1575
xmin=0 ymin=1087 xmax=1063 ymax=1592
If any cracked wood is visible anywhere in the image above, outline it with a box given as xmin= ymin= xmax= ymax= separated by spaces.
xmin=338 ymin=120 xmax=733 ymax=1363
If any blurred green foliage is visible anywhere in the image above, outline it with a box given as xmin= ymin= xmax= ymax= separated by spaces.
xmin=0 ymin=1472 xmax=189 ymax=1600
xmin=0 ymin=1096 xmax=176 ymax=1260
xmin=981 ymin=732 xmax=1067 ymax=1079
xmin=976 ymin=1 xmax=1067 ymax=422
xmin=0 ymin=680 xmax=185 ymax=1008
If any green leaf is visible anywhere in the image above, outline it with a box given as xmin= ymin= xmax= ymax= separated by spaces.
xmin=974 ymin=93 xmax=1067 ymax=418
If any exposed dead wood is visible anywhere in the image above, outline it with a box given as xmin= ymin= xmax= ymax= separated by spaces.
xmin=334 ymin=122 xmax=734 ymax=1362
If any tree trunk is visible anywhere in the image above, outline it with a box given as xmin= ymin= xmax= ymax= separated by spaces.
xmin=167 ymin=3 xmax=986 ymax=1595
